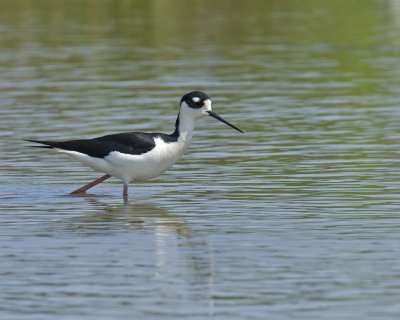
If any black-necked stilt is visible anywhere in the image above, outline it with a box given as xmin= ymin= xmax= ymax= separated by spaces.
xmin=27 ymin=91 xmax=243 ymax=200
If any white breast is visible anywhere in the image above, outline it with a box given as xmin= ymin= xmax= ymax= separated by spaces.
xmin=105 ymin=137 xmax=189 ymax=182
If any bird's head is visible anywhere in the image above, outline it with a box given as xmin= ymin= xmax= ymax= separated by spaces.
xmin=180 ymin=91 xmax=243 ymax=133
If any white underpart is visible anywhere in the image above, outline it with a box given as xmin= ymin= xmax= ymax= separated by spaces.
xmin=54 ymin=135 xmax=192 ymax=184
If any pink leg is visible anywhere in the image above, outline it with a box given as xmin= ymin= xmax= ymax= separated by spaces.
xmin=70 ymin=174 xmax=111 ymax=194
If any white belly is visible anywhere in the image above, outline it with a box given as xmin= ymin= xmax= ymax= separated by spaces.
xmin=57 ymin=136 xmax=189 ymax=183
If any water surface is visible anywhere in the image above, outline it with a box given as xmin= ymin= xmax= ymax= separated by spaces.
xmin=1 ymin=1 xmax=400 ymax=319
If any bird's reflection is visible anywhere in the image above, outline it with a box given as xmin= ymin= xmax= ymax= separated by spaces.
xmin=67 ymin=195 xmax=191 ymax=237
xmin=65 ymin=194 xmax=215 ymax=315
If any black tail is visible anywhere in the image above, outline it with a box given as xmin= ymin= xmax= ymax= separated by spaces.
xmin=24 ymin=139 xmax=58 ymax=148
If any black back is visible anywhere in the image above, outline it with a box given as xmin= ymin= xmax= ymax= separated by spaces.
xmin=27 ymin=131 xmax=179 ymax=158
xmin=27 ymin=91 xmax=213 ymax=158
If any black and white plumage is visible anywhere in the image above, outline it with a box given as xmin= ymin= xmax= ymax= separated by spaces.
xmin=27 ymin=91 xmax=243 ymax=199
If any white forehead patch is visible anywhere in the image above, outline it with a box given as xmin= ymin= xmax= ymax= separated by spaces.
xmin=203 ymin=99 xmax=212 ymax=111
xmin=192 ymin=97 xmax=200 ymax=102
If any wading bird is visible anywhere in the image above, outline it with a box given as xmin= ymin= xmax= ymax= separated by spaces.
xmin=27 ymin=91 xmax=243 ymax=200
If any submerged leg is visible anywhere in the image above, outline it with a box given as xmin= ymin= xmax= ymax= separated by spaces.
xmin=123 ymin=183 xmax=129 ymax=203
xmin=70 ymin=174 xmax=111 ymax=194
xmin=123 ymin=183 xmax=128 ymax=196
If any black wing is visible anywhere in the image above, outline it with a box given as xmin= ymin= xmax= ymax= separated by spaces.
xmin=26 ymin=132 xmax=159 ymax=158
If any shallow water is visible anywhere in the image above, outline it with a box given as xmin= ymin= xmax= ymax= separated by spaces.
xmin=1 ymin=0 xmax=400 ymax=319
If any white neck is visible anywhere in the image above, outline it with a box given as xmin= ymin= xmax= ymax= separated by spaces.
xmin=177 ymin=110 xmax=196 ymax=145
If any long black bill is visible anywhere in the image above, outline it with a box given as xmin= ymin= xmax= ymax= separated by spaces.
xmin=207 ymin=111 xmax=244 ymax=133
